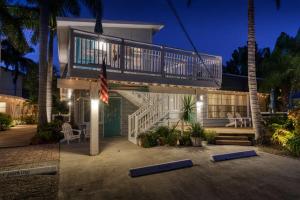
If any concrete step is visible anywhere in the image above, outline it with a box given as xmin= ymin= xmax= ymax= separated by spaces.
xmin=215 ymin=135 xmax=249 ymax=140
xmin=215 ymin=140 xmax=252 ymax=146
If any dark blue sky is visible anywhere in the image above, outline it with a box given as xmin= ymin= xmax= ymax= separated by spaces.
xmin=25 ymin=0 xmax=300 ymax=68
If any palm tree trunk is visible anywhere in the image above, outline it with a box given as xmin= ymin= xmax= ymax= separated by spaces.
xmin=46 ymin=30 xmax=54 ymax=122
xmin=248 ymin=0 xmax=263 ymax=141
xmin=38 ymin=2 xmax=50 ymax=127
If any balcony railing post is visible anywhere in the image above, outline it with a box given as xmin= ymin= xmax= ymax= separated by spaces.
xmin=69 ymin=29 xmax=75 ymax=74
xmin=120 ymin=39 xmax=125 ymax=73
xmin=161 ymin=46 xmax=165 ymax=78
xmin=192 ymin=53 xmax=197 ymax=80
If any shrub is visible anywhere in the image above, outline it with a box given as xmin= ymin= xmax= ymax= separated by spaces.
xmin=271 ymin=128 xmax=294 ymax=147
xmin=155 ymin=126 xmax=170 ymax=138
xmin=204 ymin=130 xmax=217 ymax=144
xmin=167 ymin=130 xmax=179 ymax=146
xmin=189 ymin=122 xmax=205 ymax=138
xmin=0 ymin=113 xmax=12 ymax=131
xmin=286 ymin=135 xmax=300 ymax=157
xmin=138 ymin=131 xmax=158 ymax=148
xmin=32 ymin=120 xmax=64 ymax=144
xmin=179 ymin=131 xmax=192 ymax=146
xmin=22 ymin=115 xmax=37 ymax=124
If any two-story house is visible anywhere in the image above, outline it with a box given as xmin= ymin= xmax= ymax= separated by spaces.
xmin=56 ymin=17 xmax=268 ymax=155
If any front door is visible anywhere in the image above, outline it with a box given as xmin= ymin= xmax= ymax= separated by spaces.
xmin=104 ymin=97 xmax=121 ymax=137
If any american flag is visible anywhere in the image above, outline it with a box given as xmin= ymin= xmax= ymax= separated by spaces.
xmin=99 ymin=59 xmax=109 ymax=104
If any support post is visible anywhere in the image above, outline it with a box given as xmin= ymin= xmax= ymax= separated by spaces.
xmin=161 ymin=46 xmax=165 ymax=78
xmin=90 ymin=83 xmax=99 ymax=156
xmin=120 ymin=39 xmax=125 ymax=73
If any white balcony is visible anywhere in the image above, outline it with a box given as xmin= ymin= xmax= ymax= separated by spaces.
xmin=65 ymin=28 xmax=222 ymax=88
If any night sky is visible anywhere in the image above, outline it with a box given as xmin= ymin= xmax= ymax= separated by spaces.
xmin=25 ymin=0 xmax=300 ymax=70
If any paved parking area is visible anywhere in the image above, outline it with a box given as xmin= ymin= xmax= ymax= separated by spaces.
xmin=59 ymin=138 xmax=300 ymax=200
xmin=0 ymin=144 xmax=59 ymax=200
xmin=0 ymin=125 xmax=36 ymax=147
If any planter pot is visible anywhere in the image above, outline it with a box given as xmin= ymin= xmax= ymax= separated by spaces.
xmin=190 ymin=137 xmax=202 ymax=147
xmin=137 ymin=138 xmax=142 ymax=146
xmin=201 ymin=140 xmax=208 ymax=147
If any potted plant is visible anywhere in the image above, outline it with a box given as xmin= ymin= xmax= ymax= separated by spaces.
xmin=189 ymin=122 xmax=204 ymax=147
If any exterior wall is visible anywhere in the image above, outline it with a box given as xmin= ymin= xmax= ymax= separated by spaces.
xmin=72 ymin=90 xmax=138 ymax=137
xmin=0 ymin=95 xmax=33 ymax=119
xmin=72 ymin=26 xmax=153 ymax=43
xmin=0 ymin=68 xmax=23 ymax=97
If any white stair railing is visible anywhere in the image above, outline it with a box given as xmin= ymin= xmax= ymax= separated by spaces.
xmin=128 ymin=94 xmax=169 ymax=144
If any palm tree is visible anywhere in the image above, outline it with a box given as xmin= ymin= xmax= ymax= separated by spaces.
xmin=25 ymin=0 xmax=103 ymax=127
xmin=0 ymin=39 xmax=36 ymax=95
xmin=248 ymin=0 xmax=280 ymax=141
xmin=0 ymin=0 xmax=30 ymax=62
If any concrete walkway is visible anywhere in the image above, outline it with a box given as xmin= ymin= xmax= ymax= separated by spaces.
xmin=0 ymin=125 xmax=36 ymax=147
xmin=59 ymin=138 xmax=300 ymax=200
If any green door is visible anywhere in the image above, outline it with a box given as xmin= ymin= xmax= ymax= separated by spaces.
xmin=104 ymin=98 xmax=121 ymax=137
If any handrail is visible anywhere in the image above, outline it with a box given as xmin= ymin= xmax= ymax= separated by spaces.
xmin=71 ymin=28 xmax=222 ymax=86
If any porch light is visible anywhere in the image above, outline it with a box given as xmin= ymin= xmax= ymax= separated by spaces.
xmin=68 ymin=101 xmax=72 ymax=106
xmin=95 ymin=40 xmax=107 ymax=51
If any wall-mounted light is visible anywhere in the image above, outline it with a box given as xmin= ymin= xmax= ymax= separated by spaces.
xmin=67 ymin=101 xmax=72 ymax=106
xmin=91 ymin=99 xmax=99 ymax=110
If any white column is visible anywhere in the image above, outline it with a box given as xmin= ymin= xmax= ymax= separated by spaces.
xmin=196 ymin=94 xmax=204 ymax=126
xmin=90 ymin=83 xmax=99 ymax=156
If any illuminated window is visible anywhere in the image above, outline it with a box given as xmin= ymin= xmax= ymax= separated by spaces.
xmin=0 ymin=102 xmax=6 ymax=113
xmin=208 ymin=94 xmax=247 ymax=119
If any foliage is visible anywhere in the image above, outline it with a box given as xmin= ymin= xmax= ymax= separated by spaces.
xmin=204 ymin=130 xmax=218 ymax=144
xmin=181 ymin=96 xmax=196 ymax=123
xmin=0 ymin=113 xmax=12 ymax=131
xmin=155 ymin=126 xmax=170 ymax=138
xmin=286 ymin=136 xmax=300 ymax=157
xmin=178 ymin=131 xmax=192 ymax=146
xmin=32 ymin=119 xmax=64 ymax=144
xmin=224 ymin=43 xmax=270 ymax=77
xmin=167 ymin=130 xmax=179 ymax=146
xmin=21 ymin=115 xmax=37 ymax=124
xmin=189 ymin=122 xmax=204 ymax=138
xmin=137 ymin=131 xmax=158 ymax=148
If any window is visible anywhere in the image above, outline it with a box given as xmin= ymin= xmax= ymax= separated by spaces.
xmin=208 ymin=94 xmax=247 ymax=119
xmin=0 ymin=102 xmax=6 ymax=113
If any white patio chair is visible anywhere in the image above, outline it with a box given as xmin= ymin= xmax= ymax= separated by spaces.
xmin=80 ymin=122 xmax=90 ymax=140
xmin=60 ymin=123 xmax=81 ymax=144
xmin=235 ymin=113 xmax=244 ymax=127
xmin=225 ymin=112 xmax=236 ymax=127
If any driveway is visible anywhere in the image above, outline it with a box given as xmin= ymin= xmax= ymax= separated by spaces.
xmin=59 ymin=138 xmax=300 ymax=200
xmin=0 ymin=125 xmax=36 ymax=147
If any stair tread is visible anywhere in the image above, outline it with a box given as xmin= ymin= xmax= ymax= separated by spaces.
xmin=216 ymin=136 xmax=248 ymax=140
xmin=215 ymin=140 xmax=252 ymax=146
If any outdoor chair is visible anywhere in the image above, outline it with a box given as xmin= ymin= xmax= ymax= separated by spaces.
xmin=236 ymin=112 xmax=252 ymax=127
xmin=80 ymin=123 xmax=90 ymax=140
xmin=225 ymin=112 xmax=242 ymax=128
xmin=60 ymin=123 xmax=81 ymax=144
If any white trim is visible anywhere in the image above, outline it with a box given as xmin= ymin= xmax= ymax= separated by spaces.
xmin=57 ymin=17 xmax=164 ymax=31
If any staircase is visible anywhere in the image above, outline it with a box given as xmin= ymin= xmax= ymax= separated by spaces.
xmin=116 ymin=90 xmax=151 ymax=107
xmin=215 ymin=133 xmax=254 ymax=146
xmin=128 ymin=95 xmax=170 ymax=144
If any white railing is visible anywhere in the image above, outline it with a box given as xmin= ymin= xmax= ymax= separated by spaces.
xmin=128 ymin=94 xmax=169 ymax=144
xmin=71 ymin=29 xmax=222 ymax=86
